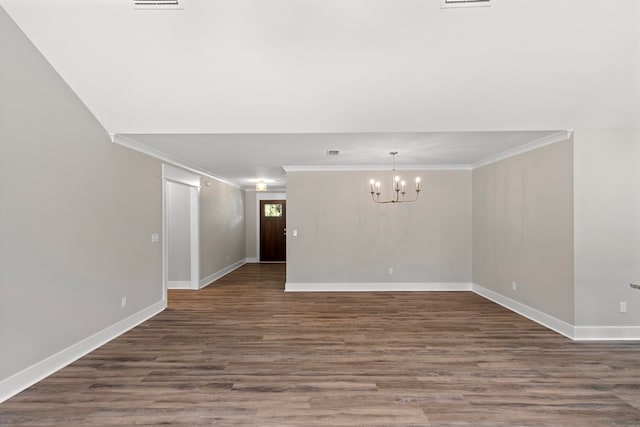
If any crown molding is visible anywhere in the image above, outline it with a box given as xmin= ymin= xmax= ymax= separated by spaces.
xmin=112 ymin=134 xmax=241 ymax=189
xmin=283 ymin=164 xmax=471 ymax=173
xmin=114 ymin=130 xmax=572 ymax=185
xmin=471 ymin=130 xmax=572 ymax=169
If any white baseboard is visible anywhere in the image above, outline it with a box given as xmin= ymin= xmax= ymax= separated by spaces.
xmin=285 ymin=282 xmax=472 ymax=292
xmin=471 ymin=284 xmax=640 ymax=341
xmin=199 ymin=259 xmax=247 ymax=289
xmin=168 ymin=280 xmax=195 ymax=290
xmin=573 ymin=326 xmax=640 ymax=341
xmin=0 ymin=299 xmax=166 ymax=404
xmin=245 ymin=257 xmax=259 ymax=263
xmin=471 ymin=284 xmax=575 ymax=339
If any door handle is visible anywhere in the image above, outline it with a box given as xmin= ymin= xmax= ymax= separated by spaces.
xmin=283 ymin=228 xmax=287 ymax=235
xmin=631 ymin=283 xmax=640 ymax=290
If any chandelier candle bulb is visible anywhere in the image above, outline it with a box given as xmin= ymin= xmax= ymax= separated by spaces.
xmin=368 ymin=152 xmax=422 ymax=204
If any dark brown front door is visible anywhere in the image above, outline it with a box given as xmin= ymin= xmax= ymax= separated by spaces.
xmin=260 ymin=200 xmax=286 ymax=262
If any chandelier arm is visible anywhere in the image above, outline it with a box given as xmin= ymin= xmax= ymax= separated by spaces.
xmin=398 ymin=192 xmax=420 ymax=203
xmin=368 ymin=151 xmax=422 ymax=205
xmin=373 ymin=191 xmax=421 ymax=204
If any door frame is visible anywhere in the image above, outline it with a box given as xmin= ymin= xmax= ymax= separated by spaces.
xmin=255 ymin=192 xmax=286 ymax=262
xmin=162 ymin=164 xmax=200 ymax=300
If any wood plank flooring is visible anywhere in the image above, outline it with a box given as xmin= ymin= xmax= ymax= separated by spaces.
xmin=1 ymin=263 xmax=639 ymax=426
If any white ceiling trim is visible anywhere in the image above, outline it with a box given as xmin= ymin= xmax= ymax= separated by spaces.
xmin=283 ymin=164 xmax=472 ymax=173
xmin=471 ymin=130 xmax=573 ymax=169
xmin=113 ymin=134 xmax=241 ymax=189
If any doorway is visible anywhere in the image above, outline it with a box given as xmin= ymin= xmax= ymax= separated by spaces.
xmin=260 ymin=199 xmax=286 ymax=262
xmin=162 ymin=165 xmax=200 ymax=296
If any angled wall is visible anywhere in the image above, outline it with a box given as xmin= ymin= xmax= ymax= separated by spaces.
xmin=0 ymin=6 xmax=164 ymax=398
xmin=472 ymin=139 xmax=575 ymax=325
xmin=199 ymin=176 xmax=246 ymax=284
xmin=244 ymin=190 xmax=258 ymax=261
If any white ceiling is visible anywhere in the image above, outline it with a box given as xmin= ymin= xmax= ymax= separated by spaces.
xmin=118 ymin=131 xmax=562 ymax=188
xmin=2 ymin=0 xmax=638 ymax=187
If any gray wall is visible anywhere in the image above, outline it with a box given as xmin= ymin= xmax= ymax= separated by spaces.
xmin=0 ymin=7 xmax=163 ymax=382
xmin=167 ymin=182 xmax=192 ymax=282
xmin=574 ymin=129 xmax=640 ymax=327
xmin=472 ymin=139 xmax=575 ymax=324
xmin=199 ymin=177 xmax=245 ymax=282
xmin=244 ymin=190 xmax=258 ymax=260
xmin=286 ymin=170 xmax=472 ymax=284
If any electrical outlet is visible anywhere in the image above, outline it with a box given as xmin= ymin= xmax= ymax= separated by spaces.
xmin=620 ymin=302 xmax=627 ymax=313
xmin=388 ymin=267 xmax=394 ymax=275
xmin=121 ymin=296 xmax=127 ymax=308
xmin=512 ymin=281 xmax=517 ymax=291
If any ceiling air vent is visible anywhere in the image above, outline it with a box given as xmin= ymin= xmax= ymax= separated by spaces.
xmin=441 ymin=0 xmax=491 ymax=8
xmin=134 ymin=0 xmax=183 ymax=10
xmin=326 ymin=149 xmax=340 ymax=156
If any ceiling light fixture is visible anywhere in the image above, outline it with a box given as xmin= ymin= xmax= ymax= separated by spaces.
xmin=133 ymin=0 xmax=182 ymax=9
xmin=441 ymin=0 xmax=491 ymax=8
xmin=133 ymin=0 xmax=184 ymax=10
xmin=369 ymin=152 xmax=421 ymax=204
xmin=256 ymin=181 xmax=268 ymax=192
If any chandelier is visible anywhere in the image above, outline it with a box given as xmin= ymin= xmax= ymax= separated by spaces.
xmin=369 ymin=152 xmax=421 ymax=204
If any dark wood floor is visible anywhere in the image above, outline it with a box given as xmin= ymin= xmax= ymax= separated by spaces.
xmin=1 ymin=263 xmax=639 ymax=426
